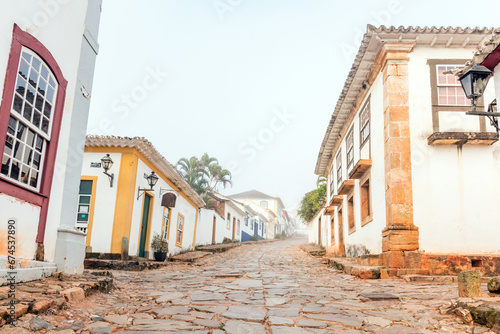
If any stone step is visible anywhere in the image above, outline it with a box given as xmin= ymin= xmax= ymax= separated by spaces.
xmin=0 ymin=264 xmax=57 ymax=286
xmin=402 ymin=274 xmax=491 ymax=284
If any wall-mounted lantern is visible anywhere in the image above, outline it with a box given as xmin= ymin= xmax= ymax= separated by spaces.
xmin=137 ymin=171 xmax=159 ymax=200
xmin=101 ymin=154 xmax=114 ymax=187
xmin=318 ymin=197 xmax=325 ymax=207
xmin=459 ymin=64 xmax=500 ymax=134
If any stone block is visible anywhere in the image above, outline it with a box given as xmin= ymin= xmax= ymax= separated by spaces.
xmin=382 ymin=228 xmax=419 ymax=252
xmin=121 ymin=237 xmax=129 ymax=261
xmin=380 ymin=251 xmax=405 ymax=268
xmin=458 ymin=270 xmax=482 ymax=298
xmin=380 ymin=269 xmax=390 ymax=279
xmin=60 ymin=287 xmax=85 ymax=302
xmin=32 ymin=300 xmax=52 ymax=313
xmin=488 ymin=277 xmax=500 ymax=293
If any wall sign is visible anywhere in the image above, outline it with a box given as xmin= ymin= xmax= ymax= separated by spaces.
xmin=90 ymin=162 xmax=102 ymax=168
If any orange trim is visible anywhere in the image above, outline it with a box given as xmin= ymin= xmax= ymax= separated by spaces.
xmin=176 ymin=213 xmax=185 ymax=247
xmin=80 ymin=176 xmax=98 ymax=246
xmin=110 ymin=152 xmax=138 ymax=253
xmin=192 ymin=208 xmax=199 ymax=250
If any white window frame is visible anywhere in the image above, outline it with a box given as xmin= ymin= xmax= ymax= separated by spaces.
xmin=436 ymin=64 xmax=468 ymax=106
xmin=1 ymin=48 xmax=58 ymax=192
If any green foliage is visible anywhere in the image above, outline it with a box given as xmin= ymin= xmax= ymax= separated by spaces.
xmin=274 ymin=231 xmax=287 ymax=239
xmin=250 ymin=235 xmax=259 ymax=241
xmin=176 ymin=153 xmax=232 ymax=195
xmin=150 ymin=232 xmax=167 ymax=252
xmin=297 ymin=183 xmax=326 ymax=224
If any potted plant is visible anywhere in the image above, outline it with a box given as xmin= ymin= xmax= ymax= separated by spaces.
xmin=151 ymin=232 xmax=168 ymax=261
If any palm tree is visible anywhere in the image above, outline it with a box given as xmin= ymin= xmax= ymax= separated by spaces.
xmin=207 ymin=163 xmax=232 ymax=192
xmin=176 ymin=156 xmax=208 ymax=194
xmin=177 ymin=153 xmax=233 ymax=195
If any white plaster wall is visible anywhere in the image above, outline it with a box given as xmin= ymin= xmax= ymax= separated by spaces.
xmin=0 ymin=194 xmax=40 ymax=259
xmin=80 ymin=152 xmax=121 ymax=253
xmin=129 ymin=159 xmax=199 ymax=258
xmin=240 ymin=215 xmax=253 ymax=239
xmin=409 ymin=46 xmax=500 ymax=254
xmin=0 ymin=1 xmax=91 ymax=262
xmin=223 ymin=206 xmax=244 ymax=241
xmin=327 ymin=74 xmax=386 ymax=255
xmin=197 ymin=208 xmax=224 ymax=246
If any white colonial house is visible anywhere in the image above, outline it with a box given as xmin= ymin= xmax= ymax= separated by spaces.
xmin=313 ymin=26 xmax=500 ymax=275
xmin=0 ymin=1 xmax=102 ymax=283
xmin=80 ymin=136 xmax=205 ymax=258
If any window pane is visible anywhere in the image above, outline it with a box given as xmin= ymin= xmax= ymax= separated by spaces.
xmin=43 ymin=102 xmax=51 ymax=118
xmin=30 ymin=170 xmax=38 ymax=187
xmin=40 ymin=66 xmax=49 ymax=80
xmin=79 ymin=196 xmax=91 ymax=204
xmin=21 ymin=165 xmax=30 ymax=184
xmin=23 ymin=148 xmax=32 ymax=165
xmin=29 ymin=68 xmax=38 ymax=88
xmin=77 ymin=213 xmax=89 ymax=222
xmin=13 ymin=94 xmax=23 ymax=113
xmin=16 ymin=77 xmax=26 ymax=97
xmin=79 ymin=205 xmax=89 ymax=213
xmin=31 ymin=57 xmax=41 ymax=72
xmin=38 ymin=79 xmax=47 ymax=96
xmin=1 ymin=155 xmax=10 ymax=175
xmin=46 ymin=86 xmax=54 ymax=103
xmin=41 ymin=118 xmax=49 ymax=134
xmin=4 ymin=138 xmax=13 ymax=156
xmin=35 ymin=135 xmax=43 ymax=151
xmin=19 ymin=60 xmax=29 ymax=79
xmin=79 ymin=180 xmax=93 ymax=195
xmin=33 ymin=152 xmax=41 ymax=169
xmin=27 ymin=129 xmax=35 ymax=147
xmin=23 ymin=104 xmax=33 ymax=121
xmin=26 ymin=85 xmax=35 ymax=104
xmin=17 ymin=122 xmax=26 ymax=141
xmin=10 ymin=160 xmax=20 ymax=180
xmin=13 ymin=141 xmax=23 ymax=160
xmin=33 ymin=111 xmax=41 ymax=128
xmin=35 ymin=94 xmax=44 ymax=111
xmin=8 ymin=117 xmax=16 ymax=135
xmin=48 ymin=76 xmax=55 ymax=88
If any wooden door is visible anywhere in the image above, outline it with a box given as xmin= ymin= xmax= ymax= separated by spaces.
xmin=138 ymin=194 xmax=151 ymax=258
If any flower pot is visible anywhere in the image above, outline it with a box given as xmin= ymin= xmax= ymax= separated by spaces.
xmin=154 ymin=251 xmax=167 ymax=262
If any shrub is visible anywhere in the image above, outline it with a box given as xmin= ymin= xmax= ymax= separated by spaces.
xmin=250 ymin=235 xmax=258 ymax=241
xmin=151 ymin=232 xmax=167 ymax=252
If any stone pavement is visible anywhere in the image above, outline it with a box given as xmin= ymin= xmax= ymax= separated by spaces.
xmin=4 ymin=237 xmax=494 ymax=333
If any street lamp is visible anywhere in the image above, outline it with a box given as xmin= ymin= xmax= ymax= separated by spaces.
xmin=101 ymin=154 xmax=114 ymax=187
xmin=459 ymin=64 xmax=500 ymax=135
xmin=137 ymin=171 xmax=159 ymax=199
xmin=318 ymin=197 xmax=325 ymax=207
xmin=459 ymin=64 xmax=493 ymax=113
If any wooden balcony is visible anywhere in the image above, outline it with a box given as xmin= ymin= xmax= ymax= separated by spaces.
xmin=349 ymin=159 xmax=372 ymax=179
xmin=337 ymin=180 xmax=355 ymax=195
xmin=427 ymin=132 xmax=498 ymax=146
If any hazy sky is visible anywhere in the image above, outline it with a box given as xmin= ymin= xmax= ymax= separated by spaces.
xmin=86 ymin=0 xmax=500 ymax=217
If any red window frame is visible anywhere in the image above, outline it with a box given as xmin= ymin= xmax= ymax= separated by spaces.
xmin=0 ymin=24 xmax=67 ymax=243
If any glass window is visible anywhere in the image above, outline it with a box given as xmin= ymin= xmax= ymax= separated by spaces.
xmin=1 ymin=48 xmax=58 ymax=191
xmin=176 ymin=214 xmax=184 ymax=245
xmin=336 ymin=150 xmax=342 ymax=188
xmin=76 ymin=180 xmax=93 ymax=234
xmin=436 ymin=65 xmax=468 ymax=106
xmin=360 ymin=101 xmax=370 ymax=146
xmin=163 ymin=208 xmax=170 ymax=240
xmin=260 ymin=200 xmax=268 ymax=209
xmin=346 ymin=127 xmax=354 ymax=170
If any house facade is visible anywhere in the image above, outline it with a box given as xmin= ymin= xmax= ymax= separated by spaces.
xmin=230 ymin=189 xmax=289 ymax=238
xmin=314 ymin=26 xmax=500 ymax=269
xmin=81 ymin=136 xmax=205 ymax=258
xmin=0 ymin=1 xmax=101 ymax=282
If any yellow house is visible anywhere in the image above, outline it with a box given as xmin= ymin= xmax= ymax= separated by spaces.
xmin=79 ymin=136 xmax=205 ymax=258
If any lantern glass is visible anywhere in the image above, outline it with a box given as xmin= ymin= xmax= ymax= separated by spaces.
xmin=459 ymin=65 xmax=493 ymax=99
xmin=147 ymin=171 xmax=159 ymax=188
xmin=101 ymin=154 xmax=113 ymax=171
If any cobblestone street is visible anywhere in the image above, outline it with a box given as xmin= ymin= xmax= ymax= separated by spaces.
xmin=12 ymin=237 xmax=491 ymax=333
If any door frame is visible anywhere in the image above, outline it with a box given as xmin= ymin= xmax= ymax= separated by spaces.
xmin=138 ymin=192 xmax=154 ymax=258
xmin=212 ymin=215 xmax=216 ymax=244
xmin=318 ymin=216 xmax=322 ymax=246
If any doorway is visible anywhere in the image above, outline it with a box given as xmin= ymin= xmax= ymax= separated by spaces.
xmin=338 ymin=207 xmax=345 ymax=256
xmin=212 ymin=215 xmax=216 ymax=244
xmin=318 ymin=216 xmax=322 ymax=246
xmin=138 ymin=194 xmax=152 ymax=258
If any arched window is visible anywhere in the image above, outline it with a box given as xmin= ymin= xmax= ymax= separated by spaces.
xmin=0 ymin=25 xmax=67 ymax=243
xmin=260 ymin=200 xmax=268 ymax=209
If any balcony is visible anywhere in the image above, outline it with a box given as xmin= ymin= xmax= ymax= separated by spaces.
xmin=427 ymin=132 xmax=498 ymax=145
xmin=349 ymin=159 xmax=372 ymax=179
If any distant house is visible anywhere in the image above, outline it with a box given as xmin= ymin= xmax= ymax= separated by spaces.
xmin=314 ymin=26 xmax=500 ymax=273
xmin=81 ymin=136 xmax=205 ymax=258
xmin=229 ymin=190 xmax=289 ymax=238
xmin=0 ymin=1 xmax=102 ymax=283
